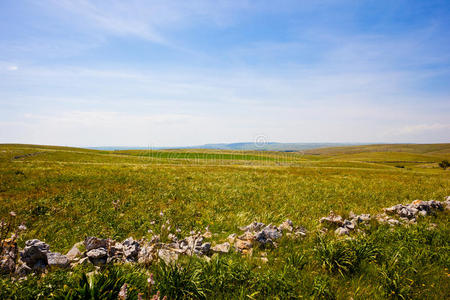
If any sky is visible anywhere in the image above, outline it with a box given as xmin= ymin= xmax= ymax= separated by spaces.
xmin=0 ymin=0 xmax=449 ymax=147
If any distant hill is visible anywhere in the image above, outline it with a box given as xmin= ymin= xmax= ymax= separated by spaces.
xmin=90 ymin=142 xmax=362 ymax=152
xmin=303 ymin=143 xmax=450 ymax=156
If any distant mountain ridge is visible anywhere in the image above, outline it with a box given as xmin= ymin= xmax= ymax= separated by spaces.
xmin=89 ymin=142 xmax=364 ymax=151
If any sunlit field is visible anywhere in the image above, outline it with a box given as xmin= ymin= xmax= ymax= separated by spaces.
xmin=1 ymin=144 xmax=449 ymax=299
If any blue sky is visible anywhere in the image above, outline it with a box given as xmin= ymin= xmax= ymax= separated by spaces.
xmin=1 ymin=0 xmax=449 ymax=147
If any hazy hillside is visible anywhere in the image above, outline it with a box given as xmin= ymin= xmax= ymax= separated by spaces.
xmin=303 ymin=143 xmax=450 ymax=156
xmin=90 ymin=142 xmax=361 ymax=151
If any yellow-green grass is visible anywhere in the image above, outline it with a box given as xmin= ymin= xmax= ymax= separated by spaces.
xmin=1 ymin=143 xmax=448 ymax=251
xmin=0 ymin=143 xmax=449 ymax=299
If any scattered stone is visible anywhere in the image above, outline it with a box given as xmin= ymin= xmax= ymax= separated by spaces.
xmin=202 ymin=231 xmax=212 ymax=239
xmin=335 ymin=227 xmax=350 ymax=236
xmin=122 ymin=238 xmax=140 ymax=262
xmin=238 ymin=231 xmax=255 ymax=241
xmin=320 ymin=212 xmax=344 ymax=227
xmin=84 ymin=237 xmax=107 ymax=251
xmin=107 ymin=242 xmax=124 ymax=263
xmin=212 ymin=242 xmax=230 ymax=253
xmin=198 ymin=243 xmax=211 ymax=255
xmin=20 ymin=239 xmax=50 ymax=269
xmin=47 ymin=252 xmax=70 ymax=269
xmin=158 ymin=249 xmax=178 ymax=264
xmin=66 ymin=242 xmax=83 ymax=261
xmin=375 ymin=214 xmax=401 ymax=226
xmin=86 ymin=248 xmax=107 ymax=265
xmin=239 ymin=222 xmax=265 ymax=232
xmin=384 ymin=199 xmax=443 ymax=220
xmin=3 ymin=195 xmax=448 ymax=277
xmin=234 ymin=239 xmax=253 ymax=252
xmin=254 ymin=226 xmax=282 ymax=247
xmin=279 ymin=219 xmax=294 ymax=232
xmin=168 ymin=233 xmax=178 ymax=242
xmin=342 ymin=220 xmax=355 ymax=230
xmin=138 ymin=244 xmax=156 ymax=265
xmin=227 ymin=233 xmax=237 ymax=244
xmin=349 ymin=212 xmax=371 ymax=224
xmin=149 ymin=235 xmax=161 ymax=244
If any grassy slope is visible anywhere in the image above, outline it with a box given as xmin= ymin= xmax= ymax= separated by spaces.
xmin=0 ymin=143 xmax=449 ymax=299
xmin=1 ymin=143 xmax=449 ymax=248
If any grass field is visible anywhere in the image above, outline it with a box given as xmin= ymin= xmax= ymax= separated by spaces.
xmin=0 ymin=143 xmax=449 ymax=299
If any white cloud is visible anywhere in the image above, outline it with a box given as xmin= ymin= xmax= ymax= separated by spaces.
xmin=45 ymin=0 xmax=252 ymax=45
xmin=7 ymin=65 xmax=18 ymax=71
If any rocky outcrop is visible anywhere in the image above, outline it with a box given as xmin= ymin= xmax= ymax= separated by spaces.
xmin=233 ymin=219 xmax=306 ymax=253
xmin=47 ymin=252 xmax=70 ymax=269
xmin=384 ymin=200 xmax=444 ymax=222
xmin=211 ymin=242 xmax=230 ymax=253
xmin=84 ymin=236 xmax=108 ymax=251
xmin=19 ymin=239 xmax=70 ymax=271
xmin=86 ymin=248 xmax=108 ymax=265
xmin=320 ymin=198 xmax=448 ymax=236
xmin=20 ymin=239 xmax=50 ymax=270
xmin=66 ymin=242 xmax=83 ymax=261
xmin=320 ymin=212 xmax=344 ymax=227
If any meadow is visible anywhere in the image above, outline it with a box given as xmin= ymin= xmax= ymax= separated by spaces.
xmin=0 ymin=143 xmax=449 ymax=299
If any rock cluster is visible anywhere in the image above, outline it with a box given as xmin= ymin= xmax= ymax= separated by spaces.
xmin=320 ymin=198 xmax=449 ymax=236
xmin=321 ymin=211 xmax=370 ymax=236
xmin=15 ymin=239 xmax=70 ymax=275
xmin=232 ymin=219 xmax=307 ymax=254
xmin=384 ymin=199 xmax=445 ymax=222
xmin=1 ymin=196 xmax=447 ymax=277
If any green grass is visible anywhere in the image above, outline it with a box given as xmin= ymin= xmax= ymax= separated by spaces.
xmin=0 ymin=143 xmax=449 ymax=299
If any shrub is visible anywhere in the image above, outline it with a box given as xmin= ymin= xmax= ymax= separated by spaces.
xmin=53 ymin=266 xmax=148 ymax=300
xmin=377 ymin=254 xmax=412 ymax=299
xmin=311 ymin=275 xmax=336 ymax=300
xmin=438 ymin=160 xmax=450 ymax=170
xmin=314 ymin=236 xmax=358 ymax=276
xmin=155 ymin=261 xmax=206 ymax=299
xmin=314 ymin=235 xmax=379 ymax=276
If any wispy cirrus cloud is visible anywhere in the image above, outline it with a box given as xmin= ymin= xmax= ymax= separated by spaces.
xmin=0 ymin=0 xmax=449 ymax=145
xmin=44 ymin=0 xmax=255 ymax=45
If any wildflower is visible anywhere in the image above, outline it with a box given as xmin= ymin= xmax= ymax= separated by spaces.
xmin=148 ymin=273 xmax=155 ymax=285
xmin=118 ymin=283 xmax=128 ymax=300
xmin=18 ymin=224 xmax=27 ymax=231
xmin=176 ymin=228 xmax=181 ymax=233
xmin=159 ymin=211 xmax=164 ymax=217
xmin=150 ymin=220 xmax=156 ymax=225
xmin=148 ymin=229 xmax=153 ymax=234
xmin=9 ymin=211 xmax=16 ymax=217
